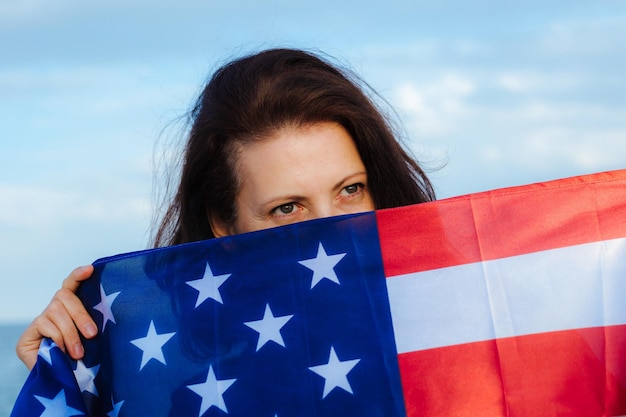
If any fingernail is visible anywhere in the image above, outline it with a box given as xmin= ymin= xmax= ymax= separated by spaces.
xmin=84 ymin=324 xmax=98 ymax=338
xmin=73 ymin=342 xmax=84 ymax=358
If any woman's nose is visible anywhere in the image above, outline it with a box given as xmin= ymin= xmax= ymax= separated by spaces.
xmin=312 ymin=203 xmax=344 ymax=220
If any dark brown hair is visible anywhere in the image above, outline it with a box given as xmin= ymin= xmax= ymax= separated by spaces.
xmin=153 ymin=48 xmax=435 ymax=247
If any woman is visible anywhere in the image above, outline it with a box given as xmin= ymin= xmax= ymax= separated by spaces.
xmin=16 ymin=48 xmax=435 ymax=369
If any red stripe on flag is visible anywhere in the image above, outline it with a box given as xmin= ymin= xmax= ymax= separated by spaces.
xmin=398 ymin=324 xmax=626 ymax=417
xmin=377 ymin=169 xmax=626 ymax=276
xmin=378 ymin=170 xmax=626 ymax=416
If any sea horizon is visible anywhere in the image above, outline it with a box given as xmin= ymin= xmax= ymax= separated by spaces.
xmin=0 ymin=323 xmax=30 ymax=417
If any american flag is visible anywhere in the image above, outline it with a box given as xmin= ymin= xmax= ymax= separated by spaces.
xmin=11 ymin=169 xmax=626 ymax=417
xmin=12 ymin=211 xmax=405 ymax=417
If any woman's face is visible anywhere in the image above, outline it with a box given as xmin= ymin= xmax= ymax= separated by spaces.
xmin=211 ymin=122 xmax=375 ymax=236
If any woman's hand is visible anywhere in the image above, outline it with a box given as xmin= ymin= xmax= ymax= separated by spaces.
xmin=16 ymin=265 xmax=98 ymax=370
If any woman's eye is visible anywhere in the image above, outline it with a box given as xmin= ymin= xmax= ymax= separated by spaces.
xmin=342 ymin=183 xmax=363 ymax=195
xmin=274 ymin=203 xmax=296 ymax=215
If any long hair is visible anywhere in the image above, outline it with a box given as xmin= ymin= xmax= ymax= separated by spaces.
xmin=153 ymin=48 xmax=435 ymax=247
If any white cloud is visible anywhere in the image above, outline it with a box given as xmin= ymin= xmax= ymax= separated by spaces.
xmin=495 ymin=72 xmax=582 ymax=94
xmin=540 ymin=16 xmax=626 ymax=56
xmin=393 ymin=73 xmax=475 ymax=138
xmin=0 ymin=0 xmax=65 ymax=24
xmin=0 ymin=65 xmax=196 ymax=113
xmin=513 ymin=101 xmax=626 ymax=125
xmin=0 ymin=184 xmax=151 ymax=230
xmin=0 ymin=0 xmax=163 ymax=27
xmin=519 ymin=127 xmax=626 ymax=170
xmin=388 ymin=66 xmax=626 ymax=199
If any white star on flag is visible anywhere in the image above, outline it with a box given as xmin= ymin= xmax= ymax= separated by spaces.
xmin=244 ymin=303 xmax=294 ymax=351
xmin=34 ymin=389 xmax=84 ymax=417
xmin=298 ymin=242 xmax=346 ymax=288
xmin=73 ymin=360 xmax=100 ymax=396
xmin=186 ymin=261 xmax=231 ymax=307
xmin=309 ymin=346 xmax=361 ymax=399
xmin=130 ymin=320 xmax=175 ymax=370
xmin=187 ymin=365 xmax=236 ymax=416
xmin=38 ymin=338 xmax=54 ymax=365
xmin=93 ymin=284 xmax=121 ymax=332
xmin=107 ymin=398 xmax=124 ymax=417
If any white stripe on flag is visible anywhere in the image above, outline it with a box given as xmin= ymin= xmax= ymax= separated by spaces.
xmin=387 ymin=238 xmax=626 ymax=354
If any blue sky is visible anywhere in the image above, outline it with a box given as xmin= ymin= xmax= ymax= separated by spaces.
xmin=1 ymin=0 xmax=625 ymax=323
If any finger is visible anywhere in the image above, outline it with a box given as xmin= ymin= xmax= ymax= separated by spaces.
xmin=61 ymin=265 xmax=94 ymax=292
xmin=57 ymin=287 xmax=98 ymax=340
xmin=59 ymin=265 xmax=98 ymax=339
xmin=16 ymin=316 xmax=64 ymax=370
xmin=46 ymin=289 xmax=88 ymax=359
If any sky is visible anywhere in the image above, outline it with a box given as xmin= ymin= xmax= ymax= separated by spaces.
xmin=1 ymin=0 xmax=625 ymax=323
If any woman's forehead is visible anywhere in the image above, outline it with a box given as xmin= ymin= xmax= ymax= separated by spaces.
xmin=234 ymin=122 xmax=366 ymax=200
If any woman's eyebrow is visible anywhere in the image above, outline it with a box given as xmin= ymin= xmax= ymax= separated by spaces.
xmin=258 ymin=171 xmax=368 ymax=211
xmin=259 ymin=194 xmax=305 ymax=210
xmin=332 ymin=171 xmax=367 ymax=191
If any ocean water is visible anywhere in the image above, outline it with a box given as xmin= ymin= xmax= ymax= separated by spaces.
xmin=0 ymin=324 xmax=29 ymax=417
